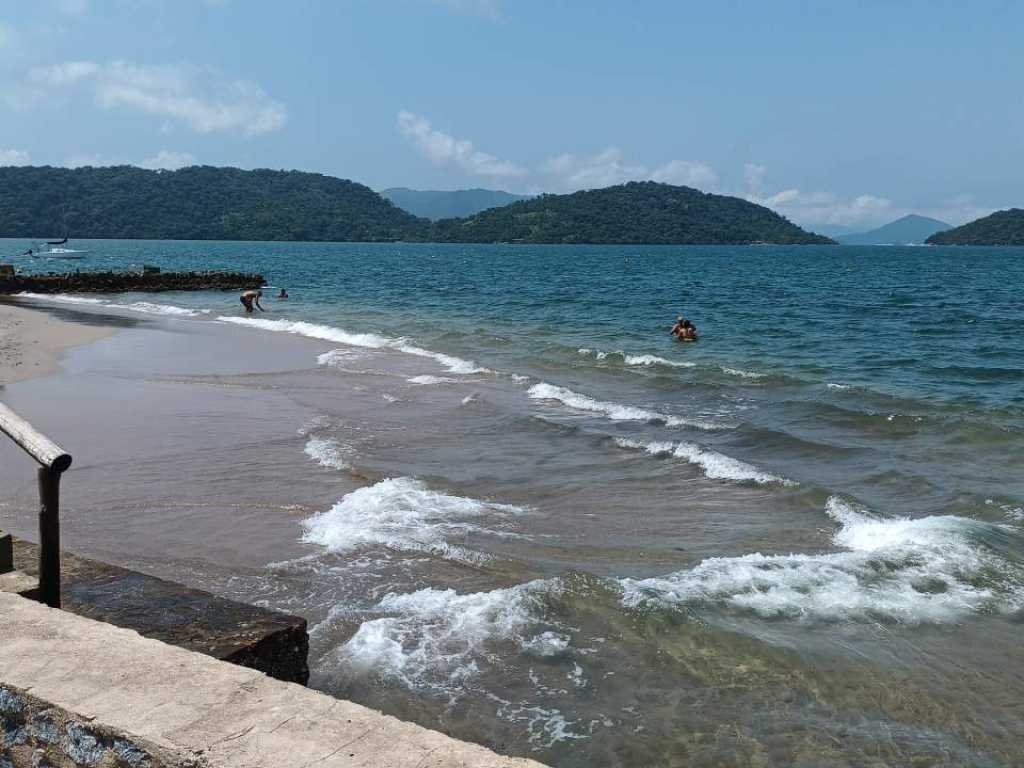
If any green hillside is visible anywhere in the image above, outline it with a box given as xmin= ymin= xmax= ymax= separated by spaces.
xmin=0 ymin=165 xmax=427 ymax=242
xmin=429 ymin=182 xmax=833 ymax=244
xmin=381 ymin=187 xmax=531 ymax=220
xmin=925 ymin=209 xmax=1024 ymax=245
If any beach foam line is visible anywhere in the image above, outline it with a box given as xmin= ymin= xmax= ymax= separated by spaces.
xmin=334 ymin=578 xmax=556 ymax=694
xmin=217 ymin=316 xmax=487 ymax=375
xmin=528 ymin=382 xmax=724 ymax=430
xmin=304 ymin=436 xmax=352 ymax=471
xmin=720 ymin=366 xmax=766 ymax=380
xmin=578 ymin=348 xmax=695 ymax=368
xmin=407 ymin=374 xmax=459 ymax=385
xmin=17 ymin=292 xmax=206 ymax=317
xmin=614 ymin=437 xmax=795 ymax=486
xmin=621 ymin=497 xmax=1024 ymax=625
xmin=301 ymin=477 xmax=525 ymax=565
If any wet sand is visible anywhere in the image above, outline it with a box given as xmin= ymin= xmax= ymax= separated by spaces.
xmin=0 ymin=300 xmax=116 ymax=385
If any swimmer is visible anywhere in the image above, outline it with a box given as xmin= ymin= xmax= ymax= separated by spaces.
xmin=278 ymin=288 xmax=289 ymax=300
xmin=240 ymin=289 xmax=264 ymax=313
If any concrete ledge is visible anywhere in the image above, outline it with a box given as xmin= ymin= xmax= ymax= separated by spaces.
xmin=11 ymin=538 xmax=308 ymax=685
xmin=0 ymin=592 xmax=546 ymax=768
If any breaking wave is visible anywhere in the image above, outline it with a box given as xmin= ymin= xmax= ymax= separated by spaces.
xmin=578 ymin=348 xmax=695 ymax=369
xmin=528 ymin=382 xmax=724 ymax=430
xmin=621 ymin=497 xmax=1024 ymax=624
xmin=614 ymin=437 xmax=795 ymax=486
xmin=218 ymin=316 xmax=487 ymax=375
xmin=17 ymin=292 xmax=206 ymax=317
xmin=301 ymin=477 xmax=525 ymax=564
xmin=304 ymin=436 xmax=352 ymax=471
xmin=337 ymin=579 xmax=555 ymax=694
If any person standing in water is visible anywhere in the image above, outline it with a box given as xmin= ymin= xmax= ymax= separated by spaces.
xmin=278 ymin=288 xmax=289 ymax=299
xmin=240 ymin=289 xmax=264 ymax=313
xmin=670 ymin=316 xmax=686 ymax=338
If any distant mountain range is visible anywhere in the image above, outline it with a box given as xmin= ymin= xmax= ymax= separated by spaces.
xmin=430 ymin=181 xmax=833 ymax=245
xmin=1 ymin=166 xmax=832 ymax=245
xmin=380 ymin=187 xmax=532 ymax=220
xmin=837 ymin=214 xmax=951 ymax=245
xmin=925 ymin=209 xmax=1024 ymax=245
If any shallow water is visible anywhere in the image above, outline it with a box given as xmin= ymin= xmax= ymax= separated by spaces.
xmin=3 ymin=239 xmax=1024 ymax=766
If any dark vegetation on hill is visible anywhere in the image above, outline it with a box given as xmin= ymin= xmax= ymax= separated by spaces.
xmin=2 ymin=167 xmax=832 ymax=245
xmin=0 ymin=165 xmax=426 ymax=242
xmin=380 ymin=187 xmax=531 ymax=220
xmin=925 ymin=209 xmax=1024 ymax=246
xmin=430 ymin=182 xmax=833 ymax=244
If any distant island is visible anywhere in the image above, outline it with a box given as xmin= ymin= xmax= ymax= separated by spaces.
xmin=925 ymin=209 xmax=1024 ymax=246
xmin=1 ymin=166 xmax=833 ymax=246
xmin=431 ymin=182 xmax=833 ymax=245
xmin=0 ymin=165 xmax=424 ymax=242
xmin=838 ymin=214 xmax=951 ymax=245
xmin=380 ymin=187 xmax=532 ymax=220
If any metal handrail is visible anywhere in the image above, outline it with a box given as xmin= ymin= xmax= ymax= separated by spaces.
xmin=0 ymin=402 xmax=71 ymax=607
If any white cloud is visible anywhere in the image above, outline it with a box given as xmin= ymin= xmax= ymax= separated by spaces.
xmin=397 ymin=110 xmax=528 ymax=178
xmin=140 ymin=150 xmax=195 ymax=171
xmin=650 ymin=159 xmax=718 ymax=188
xmin=0 ymin=149 xmax=31 ymax=166
xmin=29 ymin=60 xmax=287 ymax=136
xmin=542 ymin=147 xmax=717 ymax=192
xmin=744 ymin=164 xmax=893 ymax=229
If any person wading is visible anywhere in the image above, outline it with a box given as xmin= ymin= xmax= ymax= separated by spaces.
xmin=240 ymin=289 xmax=265 ymax=313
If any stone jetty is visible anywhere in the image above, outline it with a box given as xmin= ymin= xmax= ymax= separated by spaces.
xmin=0 ymin=269 xmax=264 ymax=295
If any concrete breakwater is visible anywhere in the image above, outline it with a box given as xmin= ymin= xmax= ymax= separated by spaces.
xmin=0 ymin=270 xmax=264 ymax=295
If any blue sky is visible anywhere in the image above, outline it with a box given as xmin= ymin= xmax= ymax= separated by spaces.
xmin=1 ymin=1 xmax=1021 ymax=230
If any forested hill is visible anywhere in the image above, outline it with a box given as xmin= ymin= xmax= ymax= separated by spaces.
xmin=0 ymin=165 xmax=427 ymax=242
xmin=430 ymin=182 xmax=834 ymax=244
xmin=1 ymin=168 xmax=833 ymax=245
xmin=381 ymin=187 xmax=531 ymax=220
xmin=925 ymin=209 xmax=1024 ymax=246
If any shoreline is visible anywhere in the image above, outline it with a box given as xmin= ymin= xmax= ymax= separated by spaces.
xmin=0 ymin=299 xmax=118 ymax=386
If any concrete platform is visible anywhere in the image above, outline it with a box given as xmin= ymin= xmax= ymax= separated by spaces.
xmin=0 ymin=592 xmax=546 ymax=768
xmin=8 ymin=538 xmax=308 ymax=685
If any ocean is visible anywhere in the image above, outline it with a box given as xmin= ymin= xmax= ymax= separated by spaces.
xmin=4 ymin=240 xmax=1024 ymax=767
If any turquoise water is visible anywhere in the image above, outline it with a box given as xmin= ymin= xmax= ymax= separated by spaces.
xmin=7 ymin=239 xmax=1024 ymax=766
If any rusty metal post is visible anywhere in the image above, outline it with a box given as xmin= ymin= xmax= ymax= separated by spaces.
xmin=38 ymin=465 xmax=63 ymax=608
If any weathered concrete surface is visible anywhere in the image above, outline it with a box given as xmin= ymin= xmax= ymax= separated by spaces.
xmin=0 ymin=593 xmax=547 ymax=768
xmin=11 ymin=538 xmax=308 ymax=685
xmin=0 ymin=270 xmax=264 ymax=295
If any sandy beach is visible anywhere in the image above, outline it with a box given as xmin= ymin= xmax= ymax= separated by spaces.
xmin=0 ymin=300 xmax=115 ymax=386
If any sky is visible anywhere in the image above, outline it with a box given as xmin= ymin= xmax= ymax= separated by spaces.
xmin=1 ymin=0 xmax=1021 ymax=231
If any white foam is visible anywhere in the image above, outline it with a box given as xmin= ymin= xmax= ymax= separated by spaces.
xmin=826 ymin=382 xmax=852 ymax=391
xmin=17 ymin=292 xmax=203 ymax=316
xmin=721 ymin=367 xmax=766 ymax=380
xmin=338 ymin=579 xmax=552 ymax=693
xmin=528 ymin=382 xmax=722 ymax=430
xmin=304 ymin=437 xmax=351 ymax=471
xmin=621 ymin=497 xmax=1024 ymax=624
xmin=301 ymin=477 xmax=524 ymax=564
xmin=578 ymin=348 xmax=694 ymax=368
xmin=122 ymin=301 xmax=202 ymax=317
xmin=407 ymin=375 xmax=458 ymax=386
xmin=218 ymin=316 xmax=487 ymax=375
xmin=614 ymin=438 xmax=795 ymax=485
xmin=16 ymin=292 xmax=105 ymax=305
xmin=316 ymin=349 xmax=368 ymax=367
